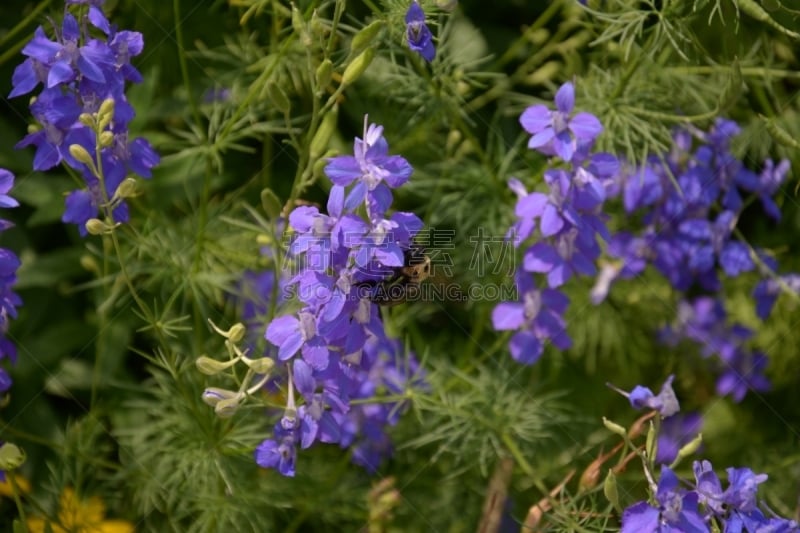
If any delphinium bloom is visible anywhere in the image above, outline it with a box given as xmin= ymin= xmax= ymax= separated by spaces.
xmin=661 ymin=297 xmax=770 ymax=402
xmin=254 ymin=117 xmax=427 ymax=476
xmin=0 ymin=170 xmax=22 ymax=400
xmin=656 ymin=413 xmax=702 ymax=465
xmin=405 ymin=1 xmax=435 ymax=62
xmin=493 ymin=81 xmax=617 ymax=364
xmin=593 ymin=119 xmax=792 ymax=400
xmin=621 ymin=465 xmax=708 ymax=533
xmin=608 ymin=375 xmax=680 ymax=418
xmin=10 ymin=1 xmax=159 ymax=236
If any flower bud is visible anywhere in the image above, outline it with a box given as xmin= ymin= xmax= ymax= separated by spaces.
xmin=115 ymin=178 xmax=138 ymax=199
xmin=603 ymin=469 xmax=621 ymax=513
xmin=201 ymin=387 xmax=239 ymax=407
xmin=98 ymin=98 xmax=115 ymax=120
xmin=69 ymin=144 xmax=94 ymax=166
xmin=602 ymin=417 xmax=627 ymax=438
xmin=243 ymin=356 xmax=275 ymax=375
xmin=99 ymin=131 xmax=115 ymax=147
xmin=214 ymin=395 xmax=243 ymax=418
xmin=670 ymin=433 xmax=703 ymax=469
xmin=80 ymin=254 xmax=100 ymax=274
xmin=310 ymin=9 xmax=326 ymax=41
xmin=260 ymin=188 xmax=282 ymax=220
xmin=341 ymin=48 xmax=374 ymax=86
xmin=0 ymin=442 xmax=26 ymax=471
xmin=85 ymin=218 xmax=109 ymax=235
xmin=350 ymin=20 xmax=384 ymax=56
xmin=645 ymin=422 xmax=657 ymax=460
xmin=291 ymin=4 xmax=311 ymax=46
xmin=228 ymin=323 xmax=246 ymax=343
xmin=309 ymin=107 xmax=337 ymax=159
xmin=196 ymin=355 xmax=236 ymax=375
xmin=79 ymin=113 xmax=95 ymax=127
xmin=315 ymin=59 xmax=333 ymax=90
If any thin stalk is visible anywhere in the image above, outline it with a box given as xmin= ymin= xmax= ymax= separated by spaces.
xmin=9 ymin=473 xmax=28 ymax=530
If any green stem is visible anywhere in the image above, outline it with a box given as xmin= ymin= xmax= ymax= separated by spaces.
xmin=0 ymin=0 xmax=54 ymax=52
xmin=173 ymin=0 xmax=202 ymax=130
xmin=501 ymin=432 xmax=533 ymax=477
xmin=9 ymin=473 xmax=28 ymax=530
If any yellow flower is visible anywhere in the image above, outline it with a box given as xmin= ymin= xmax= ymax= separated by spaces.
xmin=26 ymin=488 xmax=135 ymax=533
xmin=0 ymin=473 xmax=31 ymax=497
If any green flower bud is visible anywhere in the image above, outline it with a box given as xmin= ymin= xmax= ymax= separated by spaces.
xmin=98 ymin=98 xmax=115 ymax=130
xmin=603 ymin=469 xmax=621 ymax=513
xmin=350 ymin=20 xmax=384 ymax=56
xmin=228 ymin=323 xmax=247 ymax=343
xmin=291 ymin=4 xmax=311 ymax=46
xmin=78 ymin=113 xmax=95 ymax=128
xmin=214 ymin=395 xmax=243 ymax=418
xmin=670 ymin=433 xmax=703 ymax=469
xmin=261 ymin=188 xmax=283 ymax=220
xmin=69 ymin=144 xmax=94 ymax=166
xmin=99 ymin=131 xmax=115 ymax=148
xmin=85 ymin=218 xmax=109 ymax=235
xmin=80 ymin=254 xmax=100 ymax=274
xmin=645 ymin=422 xmax=657 ymax=460
xmin=201 ymin=387 xmax=240 ymax=407
xmin=341 ymin=48 xmax=374 ymax=87
xmin=309 ymin=107 xmax=338 ymax=159
xmin=243 ymin=356 xmax=275 ymax=375
xmin=315 ymin=59 xmax=333 ymax=91
xmin=115 ymin=178 xmax=138 ymax=199
xmin=602 ymin=417 xmax=627 ymax=438
xmin=0 ymin=442 xmax=26 ymax=471
xmin=196 ymin=355 xmax=237 ymax=375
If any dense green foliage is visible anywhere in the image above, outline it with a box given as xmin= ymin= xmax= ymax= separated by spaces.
xmin=0 ymin=0 xmax=799 ymax=531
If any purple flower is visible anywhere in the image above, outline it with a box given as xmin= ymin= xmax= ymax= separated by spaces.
xmin=492 ymin=272 xmax=571 ymax=364
xmin=405 ymin=1 xmax=435 ymax=62
xmin=324 ymin=119 xmax=413 ymax=218
xmin=519 ymin=81 xmax=603 ymax=162
xmin=611 ymin=375 xmax=680 ymax=417
xmin=621 ymin=466 xmax=708 ymax=533
xmin=0 ymin=170 xmax=21 ymax=398
xmin=255 ymin=423 xmax=298 ymax=477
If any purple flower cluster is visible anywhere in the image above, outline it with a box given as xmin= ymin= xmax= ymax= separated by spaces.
xmin=10 ymin=0 xmax=159 ymax=236
xmin=661 ymin=297 xmax=770 ymax=402
xmin=492 ymin=81 xmax=616 ymax=364
xmin=622 ymin=462 xmax=798 ymax=532
xmin=405 ymin=1 xmax=435 ymax=62
xmin=592 ymin=119 xmax=795 ymax=401
xmin=614 ymin=378 xmax=797 ymax=532
xmin=0 ymin=170 xmax=22 ymax=398
xmin=596 ymin=119 xmax=789 ymax=297
xmin=256 ymin=117 xmax=426 ymax=476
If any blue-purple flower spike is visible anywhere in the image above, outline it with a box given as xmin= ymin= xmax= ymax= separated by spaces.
xmin=0 ymin=169 xmax=22 ymax=399
xmin=405 ymin=1 xmax=436 ymax=62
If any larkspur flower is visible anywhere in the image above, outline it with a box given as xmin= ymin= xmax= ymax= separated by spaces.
xmin=495 ymin=81 xmax=614 ymax=365
xmin=10 ymin=1 xmax=159 ymax=236
xmin=609 ymin=375 xmax=680 ymax=418
xmin=405 ymin=1 xmax=435 ymax=62
xmin=254 ymin=117 xmax=427 ymax=476
xmin=0 ymin=170 xmax=22 ymax=398
xmin=519 ymin=81 xmax=603 ymax=162
xmin=621 ymin=465 xmax=708 ymax=533
xmin=657 ymin=413 xmax=703 ymax=465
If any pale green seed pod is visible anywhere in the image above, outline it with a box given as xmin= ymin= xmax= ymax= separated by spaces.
xmin=603 ymin=469 xmax=621 ymax=513
xmin=228 ymin=323 xmax=247 ymax=343
xmin=196 ymin=355 xmax=235 ymax=375
xmin=309 ymin=107 xmax=338 ymax=159
xmin=214 ymin=395 xmax=243 ymax=418
xmin=350 ymin=20 xmax=384 ymax=56
xmin=602 ymin=417 xmax=627 ymax=438
xmin=315 ymin=59 xmax=333 ymax=90
xmin=115 ymin=178 xmax=138 ymax=199
xmin=243 ymin=356 xmax=275 ymax=375
xmin=341 ymin=48 xmax=375 ymax=87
